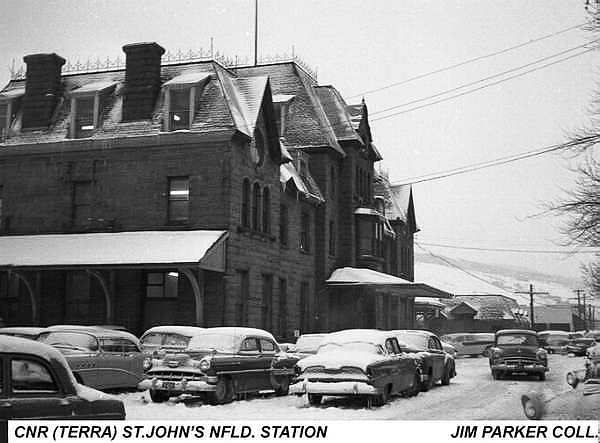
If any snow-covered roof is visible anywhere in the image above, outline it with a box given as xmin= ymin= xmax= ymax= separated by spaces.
xmin=414 ymin=297 xmax=445 ymax=308
xmin=280 ymin=162 xmax=324 ymax=202
xmin=0 ymin=86 xmax=24 ymax=100
xmin=0 ymin=230 xmax=227 ymax=268
xmin=199 ymin=327 xmax=276 ymax=341
xmin=323 ymin=329 xmax=393 ymax=346
xmin=163 ymin=73 xmax=210 ymax=87
xmin=70 ymin=80 xmax=117 ymax=95
xmin=141 ymin=326 xmax=205 ymax=338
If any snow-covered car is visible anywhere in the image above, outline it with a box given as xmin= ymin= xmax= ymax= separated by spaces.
xmin=489 ymin=329 xmax=548 ymax=380
xmin=0 ymin=335 xmax=125 ymax=419
xmin=290 ymin=329 xmax=421 ymax=406
xmin=138 ymin=327 xmax=298 ymax=404
xmin=441 ymin=341 xmax=457 ymax=358
xmin=139 ymin=325 xmax=205 ymax=371
xmin=294 ymin=333 xmax=328 ymax=359
xmin=37 ymin=327 xmax=144 ymax=390
xmin=565 ymin=341 xmax=600 ymax=387
xmin=565 ymin=337 xmax=596 ymax=356
xmin=0 ymin=326 xmax=47 ymax=340
xmin=392 ymin=329 xmax=455 ymax=391
xmin=537 ymin=330 xmax=569 ymax=354
xmin=439 ymin=333 xmax=495 ymax=357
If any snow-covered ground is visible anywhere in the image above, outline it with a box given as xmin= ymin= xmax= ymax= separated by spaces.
xmin=118 ymin=355 xmax=591 ymax=420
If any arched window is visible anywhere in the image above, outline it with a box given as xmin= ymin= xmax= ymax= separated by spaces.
xmin=262 ymin=186 xmax=271 ymax=233
xmin=242 ymin=178 xmax=251 ymax=227
xmin=252 ymin=183 xmax=261 ymax=230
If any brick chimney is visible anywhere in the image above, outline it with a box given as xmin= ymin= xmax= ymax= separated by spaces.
xmin=21 ymin=53 xmax=65 ymax=129
xmin=122 ymin=42 xmax=165 ymax=121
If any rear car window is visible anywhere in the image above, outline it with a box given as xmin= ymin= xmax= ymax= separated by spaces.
xmin=100 ymin=338 xmax=140 ymax=353
xmin=497 ymin=334 xmax=538 ymax=346
xmin=11 ymin=358 xmax=58 ymax=393
xmin=240 ymin=338 xmax=260 ymax=352
xmin=38 ymin=332 xmax=99 ymax=351
xmin=260 ymin=339 xmax=276 ymax=353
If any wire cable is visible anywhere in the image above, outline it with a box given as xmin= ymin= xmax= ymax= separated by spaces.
xmin=347 ymin=20 xmax=590 ymax=99
xmin=390 ymin=134 xmax=600 ymax=186
xmin=418 ymin=241 xmax=600 ymax=254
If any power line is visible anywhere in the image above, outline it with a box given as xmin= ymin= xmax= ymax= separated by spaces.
xmin=371 ymin=46 xmax=597 ymax=123
xmin=390 ymin=134 xmax=600 ymax=186
xmin=370 ymin=39 xmax=599 ymax=117
xmin=346 ymin=21 xmax=590 ymax=99
xmin=418 ymin=241 xmax=600 ymax=254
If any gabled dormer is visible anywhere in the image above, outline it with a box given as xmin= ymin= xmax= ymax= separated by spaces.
xmin=69 ymin=81 xmax=117 ymax=138
xmin=162 ymin=73 xmax=210 ymax=131
xmin=0 ymin=87 xmax=24 ymax=141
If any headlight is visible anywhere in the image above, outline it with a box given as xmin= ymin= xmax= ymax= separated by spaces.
xmin=199 ymin=358 xmax=211 ymax=371
xmin=536 ymin=349 xmax=547 ymax=360
xmin=492 ymin=348 xmax=503 ymax=359
xmin=294 ymin=365 xmax=302 ymax=376
xmin=143 ymin=357 xmax=153 ymax=371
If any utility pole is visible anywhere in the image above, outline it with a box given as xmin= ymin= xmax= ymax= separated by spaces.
xmin=254 ymin=0 xmax=259 ymax=66
xmin=574 ymin=289 xmax=585 ymax=330
xmin=583 ymin=292 xmax=588 ymax=330
xmin=515 ymin=284 xmax=549 ymax=331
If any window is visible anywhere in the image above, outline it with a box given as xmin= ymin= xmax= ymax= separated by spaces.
xmin=0 ymin=91 xmax=23 ymax=141
xmin=0 ymin=360 xmax=2 ymax=393
xmin=260 ymin=338 xmax=276 ymax=353
xmin=355 ymin=166 xmax=360 ymax=194
xmin=73 ymin=96 xmax=95 ymax=138
xmin=330 ymin=166 xmax=336 ymax=197
xmin=240 ymin=337 xmax=259 ymax=352
xmin=237 ymin=270 xmax=249 ymax=325
xmin=0 ymin=184 xmax=3 ymax=230
xmin=168 ymin=177 xmax=190 ymax=223
xmin=356 ymin=217 xmax=383 ymax=257
xmin=100 ymin=338 xmax=140 ymax=353
xmin=168 ymin=89 xmax=192 ymax=130
xmin=145 ymin=272 xmax=179 ymax=298
xmin=328 ymin=219 xmax=335 ymax=256
xmin=300 ymin=281 xmax=310 ymax=332
xmin=0 ymin=103 xmax=8 ymax=141
xmin=262 ymin=187 xmax=270 ymax=233
xmin=250 ymin=129 xmax=266 ymax=166
xmin=262 ymin=274 xmax=273 ymax=331
xmin=279 ymin=278 xmax=287 ymax=337
xmin=279 ymin=204 xmax=288 ymax=246
xmin=252 ymin=183 xmax=261 ymax=231
xmin=11 ymin=359 xmax=58 ymax=393
xmin=242 ymin=179 xmax=251 ymax=228
xmin=72 ymin=180 xmax=92 ymax=227
xmin=300 ymin=211 xmax=310 ymax=252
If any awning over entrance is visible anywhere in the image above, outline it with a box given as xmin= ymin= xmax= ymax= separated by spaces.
xmin=326 ymin=267 xmax=453 ymax=299
xmin=0 ymin=230 xmax=228 ymax=271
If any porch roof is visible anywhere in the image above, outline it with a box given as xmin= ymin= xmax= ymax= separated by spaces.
xmin=0 ymin=230 xmax=228 ymax=271
xmin=326 ymin=267 xmax=453 ymax=298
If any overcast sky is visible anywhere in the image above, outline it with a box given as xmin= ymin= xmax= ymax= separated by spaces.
xmin=1 ymin=0 xmax=598 ymax=281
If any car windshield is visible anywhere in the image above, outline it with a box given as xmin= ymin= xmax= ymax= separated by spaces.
xmin=38 ymin=332 xmax=98 ymax=351
xmin=295 ymin=336 xmax=324 ymax=353
xmin=394 ymin=332 xmax=428 ymax=349
xmin=497 ymin=334 xmax=538 ymax=346
xmin=317 ymin=341 xmax=384 ymax=355
xmin=187 ymin=333 xmax=240 ymax=353
xmin=141 ymin=333 xmax=190 ymax=349
xmin=545 ymin=335 xmax=569 ymax=345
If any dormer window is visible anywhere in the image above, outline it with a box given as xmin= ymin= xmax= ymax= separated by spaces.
xmin=69 ymin=81 xmax=116 ymax=139
xmin=162 ymin=73 xmax=210 ymax=132
xmin=272 ymin=94 xmax=294 ymax=137
xmin=0 ymin=87 xmax=24 ymax=141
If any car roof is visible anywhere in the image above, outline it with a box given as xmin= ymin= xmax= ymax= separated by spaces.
xmin=538 ymin=330 xmax=569 ymax=335
xmin=0 ymin=326 xmax=48 ymax=335
xmin=140 ymin=326 xmax=205 ymax=338
xmin=200 ymin=327 xmax=276 ymax=341
xmin=297 ymin=333 xmax=328 ymax=339
xmin=324 ymin=329 xmax=394 ymax=345
xmin=43 ymin=326 xmax=139 ymax=342
xmin=391 ymin=329 xmax=436 ymax=337
xmin=1 ymin=334 xmax=66 ymax=360
xmin=496 ymin=329 xmax=537 ymax=335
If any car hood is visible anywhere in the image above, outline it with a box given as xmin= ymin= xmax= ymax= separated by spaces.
xmin=496 ymin=345 xmax=539 ymax=359
xmin=298 ymin=350 xmax=389 ymax=372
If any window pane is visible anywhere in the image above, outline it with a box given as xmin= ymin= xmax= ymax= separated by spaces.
xmin=75 ymin=97 xmax=95 ymax=138
xmin=240 ymin=338 xmax=259 ymax=352
xmin=280 ymin=204 xmax=288 ymax=245
xmin=0 ymin=104 xmax=7 ymax=139
xmin=260 ymin=339 xmax=275 ymax=352
xmin=169 ymin=200 xmax=189 ymax=221
xmin=147 ymin=273 xmax=163 ymax=285
xmin=169 ymin=89 xmax=190 ymax=130
xmin=101 ymin=338 xmax=122 ymax=353
xmin=11 ymin=359 xmax=58 ymax=393
xmin=164 ymin=272 xmax=179 ymax=298
xmin=169 ymin=178 xmax=189 ymax=200
xmin=146 ymin=286 xmax=163 ymax=298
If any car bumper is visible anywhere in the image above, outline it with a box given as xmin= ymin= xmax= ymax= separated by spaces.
xmin=138 ymin=377 xmax=218 ymax=393
xmin=491 ymin=363 xmax=548 ymax=373
xmin=290 ymin=380 xmax=379 ymax=396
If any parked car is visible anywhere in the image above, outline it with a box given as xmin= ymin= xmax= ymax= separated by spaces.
xmin=392 ymin=329 xmax=455 ymax=391
xmin=0 ymin=335 xmax=125 ymax=419
xmin=290 ymin=329 xmax=421 ymax=406
xmin=584 ymin=330 xmax=600 ymax=341
xmin=139 ymin=326 xmax=205 ymax=371
xmin=294 ymin=333 xmax=328 ymax=358
xmin=139 ymin=327 xmax=298 ymax=404
xmin=439 ymin=333 xmax=495 ymax=357
xmin=537 ymin=330 xmax=569 ymax=354
xmin=0 ymin=326 xmax=47 ymax=340
xmin=488 ymin=329 xmax=548 ymax=380
xmin=565 ymin=337 xmax=596 ymax=356
xmin=278 ymin=343 xmax=296 ymax=353
xmin=37 ymin=327 xmax=144 ymax=390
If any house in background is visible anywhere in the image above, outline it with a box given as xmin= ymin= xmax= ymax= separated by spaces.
xmin=0 ymin=42 xmax=446 ymax=337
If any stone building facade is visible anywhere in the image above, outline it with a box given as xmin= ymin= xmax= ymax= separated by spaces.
xmin=0 ymin=42 xmax=439 ymax=337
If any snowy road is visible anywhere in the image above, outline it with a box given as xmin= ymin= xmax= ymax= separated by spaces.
xmin=118 ymin=355 xmax=589 ymax=420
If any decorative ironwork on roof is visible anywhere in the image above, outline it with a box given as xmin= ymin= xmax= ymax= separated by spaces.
xmin=8 ymin=47 xmax=318 ymax=82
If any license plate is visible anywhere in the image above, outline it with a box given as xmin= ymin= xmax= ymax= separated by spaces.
xmin=163 ymin=381 xmax=176 ymax=390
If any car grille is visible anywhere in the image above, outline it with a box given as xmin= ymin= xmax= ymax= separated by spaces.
xmin=148 ymin=370 xmax=206 ymax=381
xmin=304 ymin=366 xmax=364 ymax=375
xmin=499 ymin=357 xmax=539 ymax=365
